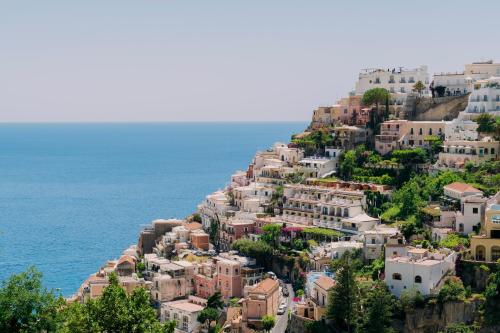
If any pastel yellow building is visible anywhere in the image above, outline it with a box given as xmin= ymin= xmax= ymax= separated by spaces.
xmin=470 ymin=192 xmax=500 ymax=262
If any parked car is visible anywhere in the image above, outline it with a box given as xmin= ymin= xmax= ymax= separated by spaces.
xmin=277 ymin=305 xmax=286 ymax=315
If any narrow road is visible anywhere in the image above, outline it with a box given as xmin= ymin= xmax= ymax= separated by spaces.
xmin=272 ymin=283 xmax=294 ymax=333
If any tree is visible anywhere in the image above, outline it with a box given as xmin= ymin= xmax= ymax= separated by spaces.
xmin=476 ymin=113 xmax=496 ymax=133
xmin=96 ymin=273 xmax=130 ymax=332
xmin=362 ymin=88 xmax=390 ymax=130
xmin=413 ymin=80 xmax=426 ymax=96
xmin=207 ymin=291 xmax=224 ymax=310
xmin=327 ymin=252 xmax=358 ymax=333
xmin=261 ymin=223 xmax=283 ymax=248
xmin=437 ymin=277 xmax=466 ymax=303
xmin=484 ymin=271 xmax=500 ymax=326
xmin=197 ymin=308 xmax=219 ymax=330
xmin=261 ymin=315 xmax=276 ymax=333
xmin=339 ymin=150 xmax=357 ymax=180
xmin=360 ymin=281 xmax=395 ymax=333
xmin=0 ymin=266 xmax=63 ymax=333
xmin=232 ymin=239 xmax=273 ymax=268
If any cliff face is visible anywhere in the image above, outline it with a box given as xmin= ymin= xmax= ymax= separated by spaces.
xmin=403 ymin=94 xmax=470 ymax=121
xmin=403 ymin=300 xmax=480 ymax=333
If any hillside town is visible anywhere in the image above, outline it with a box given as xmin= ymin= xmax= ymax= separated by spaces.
xmin=32 ymin=61 xmax=500 ymax=333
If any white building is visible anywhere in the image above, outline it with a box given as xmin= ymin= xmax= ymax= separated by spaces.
xmin=324 ymin=147 xmax=343 ymax=172
xmin=433 ymin=72 xmax=470 ymax=96
xmin=384 ymin=247 xmax=457 ymax=297
xmin=362 ymin=226 xmax=400 ymax=261
xmin=355 ymin=66 xmax=429 ymax=103
xmin=197 ymin=190 xmax=233 ymax=229
xmin=297 ymin=157 xmax=336 ymax=178
xmin=434 ymin=60 xmax=500 ymax=98
xmin=161 ymin=296 xmax=206 ymax=332
xmin=444 ymin=118 xmax=478 ymax=141
xmin=466 ymin=77 xmax=500 ymax=116
xmin=273 ymin=142 xmax=305 ymax=165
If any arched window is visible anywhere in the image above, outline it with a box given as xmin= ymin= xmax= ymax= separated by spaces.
xmin=392 ymin=273 xmax=402 ymax=280
xmin=415 ymin=275 xmax=422 ymax=283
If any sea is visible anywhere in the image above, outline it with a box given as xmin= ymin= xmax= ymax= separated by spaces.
xmin=0 ymin=122 xmax=307 ymax=295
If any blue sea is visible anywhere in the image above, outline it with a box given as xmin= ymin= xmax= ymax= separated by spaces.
xmin=0 ymin=122 xmax=306 ymax=295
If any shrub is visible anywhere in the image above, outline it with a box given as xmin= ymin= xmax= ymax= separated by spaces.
xmin=438 ymin=277 xmax=466 ymax=303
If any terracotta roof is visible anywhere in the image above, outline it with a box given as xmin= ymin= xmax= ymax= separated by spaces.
xmin=314 ymin=276 xmax=336 ymax=290
xmin=185 ymin=222 xmax=203 ymax=231
xmin=117 ymin=255 xmax=136 ymax=266
xmin=251 ymin=278 xmax=278 ymax=294
xmin=444 ymin=182 xmax=482 ymax=194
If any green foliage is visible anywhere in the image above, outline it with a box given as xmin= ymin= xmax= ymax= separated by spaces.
xmin=292 ymin=129 xmax=334 ymax=155
xmin=362 ymin=88 xmax=390 ymax=107
xmin=206 ymin=291 xmax=224 ymax=310
xmin=232 ymin=239 xmax=272 ymax=268
xmin=400 ymin=288 xmax=425 ymax=309
xmin=475 ymin=113 xmax=497 ymax=133
xmin=0 ymin=266 xmax=63 ymax=333
xmin=339 ymin=150 xmax=357 ymax=180
xmin=362 ymin=88 xmax=390 ymax=130
xmin=192 ymin=213 xmax=202 ymax=223
xmin=391 ymin=148 xmax=428 ymax=166
xmin=413 ymin=81 xmax=426 ymax=95
xmin=437 ymin=277 xmax=466 ymax=304
xmin=302 ymin=227 xmax=343 ymax=240
xmin=292 ymin=239 xmax=304 ymax=251
xmin=327 ymin=252 xmax=358 ymax=333
xmin=439 ymin=234 xmax=470 ymax=250
xmin=261 ymin=315 xmax=276 ymax=332
xmin=484 ymin=271 xmax=500 ymax=326
xmin=440 ymin=323 xmax=474 ymax=333
xmin=360 ymin=281 xmax=396 ymax=333
xmin=399 ymin=216 xmax=423 ymax=240
xmin=59 ymin=272 xmax=174 ymax=333
xmin=261 ymin=223 xmax=282 ymax=248
xmin=209 ymin=218 xmax=219 ymax=245
xmin=197 ymin=307 xmax=219 ymax=325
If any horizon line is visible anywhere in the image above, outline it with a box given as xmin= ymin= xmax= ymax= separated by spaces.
xmin=0 ymin=120 xmax=310 ymax=124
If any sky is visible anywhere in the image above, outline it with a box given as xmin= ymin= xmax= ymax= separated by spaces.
xmin=1 ymin=0 xmax=500 ymax=122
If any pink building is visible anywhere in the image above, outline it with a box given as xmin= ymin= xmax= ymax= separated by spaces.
xmin=219 ymin=218 xmax=255 ymax=251
xmin=337 ymin=95 xmax=370 ymax=126
xmin=216 ymin=258 xmax=242 ymax=299
xmin=194 ymin=274 xmax=217 ymax=299
xmin=242 ymin=278 xmax=280 ymax=330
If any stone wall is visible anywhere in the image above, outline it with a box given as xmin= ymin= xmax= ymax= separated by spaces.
xmin=403 ymin=299 xmax=481 ymax=333
xmin=403 ymin=94 xmax=470 ymax=121
xmin=286 ymin=313 xmax=313 ymax=333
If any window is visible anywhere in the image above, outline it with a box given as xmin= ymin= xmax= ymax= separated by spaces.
xmin=392 ymin=273 xmax=402 ymax=280
xmin=492 ymin=246 xmax=500 ymax=261
xmin=419 ymin=128 xmax=423 ymax=135
xmin=226 ymin=268 xmax=229 ymax=274
xmin=459 ymin=223 xmax=464 ymax=233
xmin=473 ymin=207 xmax=478 ymax=214
xmin=371 ymin=238 xmax=376 ymax=244
xmin=429 ymin=128 xmax=433 ymax=135
xmin=410 ymin=128 xmax=414 ymax=135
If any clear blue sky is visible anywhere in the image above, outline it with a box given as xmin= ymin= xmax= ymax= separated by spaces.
xmin=1 ymin=1 xmax=499 ymax=122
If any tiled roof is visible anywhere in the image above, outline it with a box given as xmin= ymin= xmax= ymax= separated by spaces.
xmin=314 ymin=276 xmax=336 ymax=290
xmin=251 ymin=278 xmax=278 ymax=294
xmin=185 ymin=222 xmax=203 ymax=231
xmin=444 ymin=182 xmax=482 ymax=194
